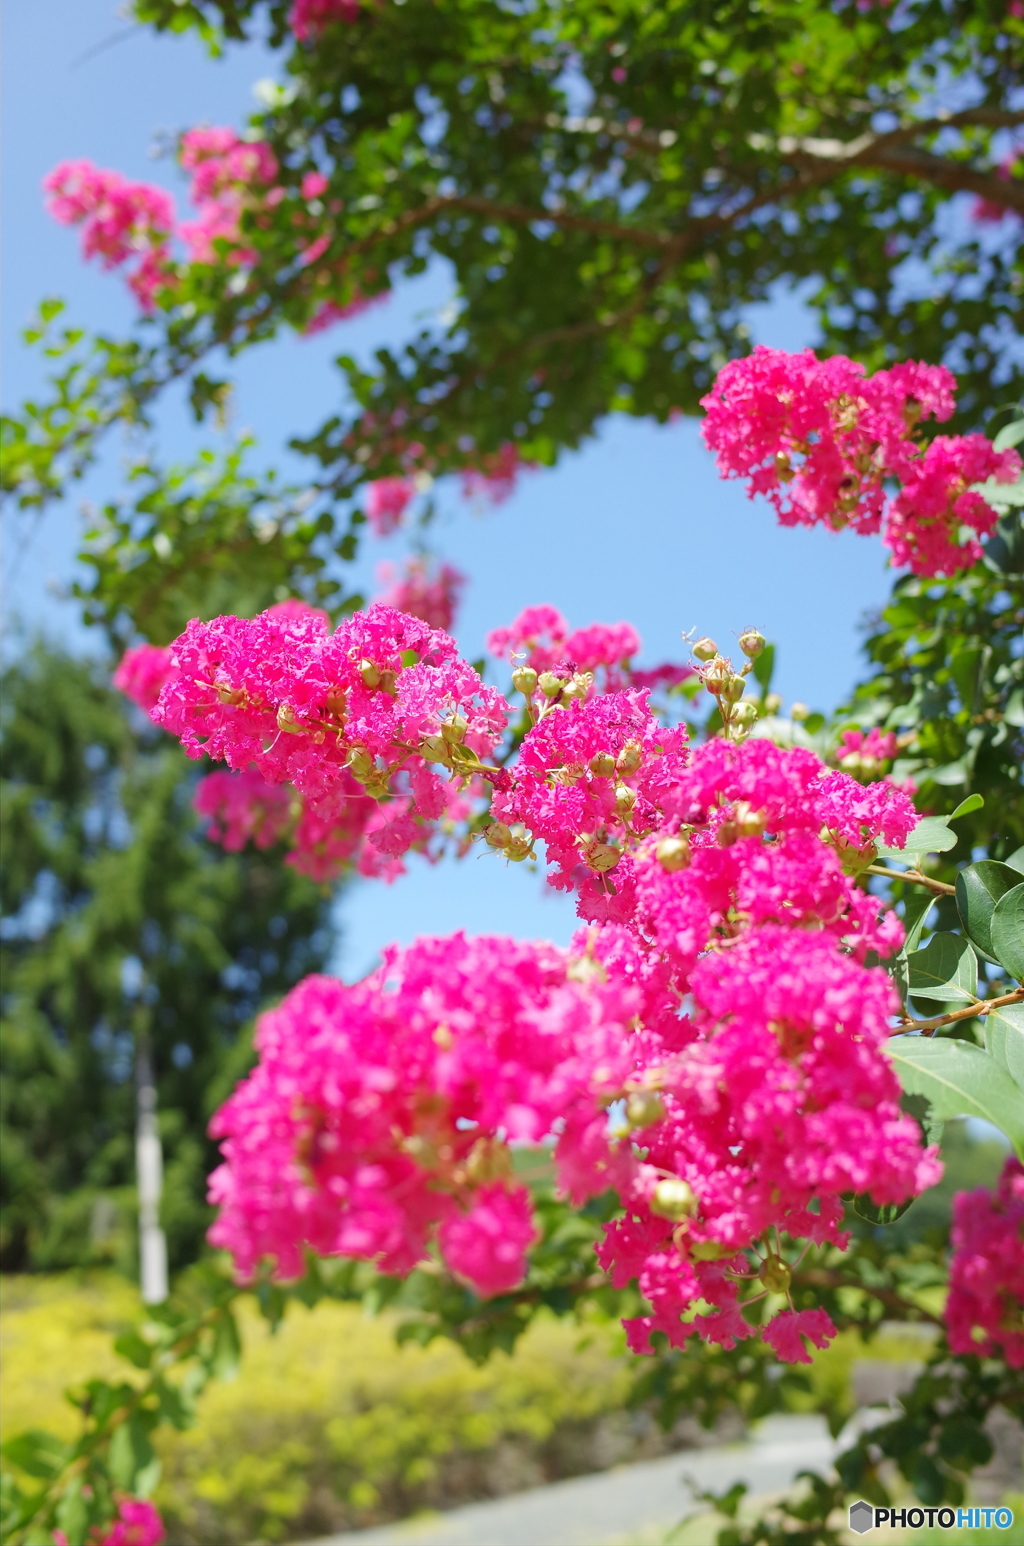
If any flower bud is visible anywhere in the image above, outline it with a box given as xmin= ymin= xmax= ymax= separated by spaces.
xmin=511 ymin=665 xmax=538 ymax=696
xmin=732 ymin=800 xmax=765 ymax=837
xmin=216 ymin=683 xmax=247 ymax=706
xmin=562 ymin=673 xmax=592 ymax=701
xmin=738 ymin=628 xmax=766 ymax=660
xmin=347 ymin=748 xmax=376 ymax=782
xmin=721 ymin=674 xmax=745 ymax=705
xmin=441 ymin=713 xmax=468 ymax=745
xmin=650 ymin=1178 xmax=697 ymax=1222
xmin=616 ymin=740 xmax=643 ymax=775
xmin=716 ymin=819 xmax=738 ymax=847
xmin=276 ymin=703 xmax=306 ymax=735
xmin=702 ymin=657 xmax=731 ymax=695
xmin=731 ymin=700 xmax=758 ymax=730
xmin=759 ymin=1255 xmax=791 ymax=1294
xmin=585 ymin=841 xmax=620 ymax=873
xmin=656 ymin=835 xmax=690 ymax=872
xmin=505 ymin=835 xmax=533 ymax=862
xmin=775 ymin=451 xmax=795 ymax=483
xmin=326 ymin=691 xmax=347 ymax=719
xmin=790 ymin=702 xmax=810 ymax=722
xmin=626 ymin=1089 xmax=666 ymax=1129
xmin=691 ymin=637 xmax=718 ymax=663
xmin=359 ymin=658 xmax=382 ymax=689
xmin=537 ymin=670 xmax=564 ymax=698
xmin=764 ymin=692 xmax=782 ymax=715
xmin=614 ymin=782 xmax=637 ymax=815
xmin=484 ymin=821 xmax=512 ymax=850
xmin=589 ymin=751 xmax=616 ymax=778
xmin=420 ymin=735 xmax=450 ymax=763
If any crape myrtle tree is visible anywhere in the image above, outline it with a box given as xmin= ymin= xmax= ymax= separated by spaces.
xmin=0 ymin=2 xmax=1023 ymax=1543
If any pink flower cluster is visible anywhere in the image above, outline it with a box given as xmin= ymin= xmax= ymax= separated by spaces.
xmin=177 ymin=126 xmax=279 ymax=266
xmin=365 ymin=477 xmax=417 ymax=535
xmin=54 ymin=1498 xmax=165 ymax=1546
xmin=946 ymin=1158 xmax=1024 ymax=1368
xmin=207 ymin=934 xmax=640 ymax=1292
xmin=171 ymin=593 xmax=939 ymax=1363
xmin=460 ymin=443 xmax=536 ymax=505
xmin=290 ymin=0 xmax=362 ymax=40
xmin=112 ymin=643 xmax=178 ymax=713
xmin=43 ymin=161 xmax=176 ymax=310
xmin=487 ymin=604 xmax=691 ymax=696
xmin=375 ymin=557 xmax=466 ymax=632
xmin=837 ymin=726 xmax=899 ymax=778
xmin=700 ymin=347 xmax=1020 ymax=575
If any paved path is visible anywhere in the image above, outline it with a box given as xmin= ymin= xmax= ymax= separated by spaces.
xmin=302 ymin=1414 xmax=836 ymax=1546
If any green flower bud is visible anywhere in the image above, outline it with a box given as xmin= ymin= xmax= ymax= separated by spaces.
xmin=420 ymin=735 xmax=451 ymax=763
xmin=441 ymin=713 xmax=468 ymax=745
xmin=738 ymin=629 xmax=766 ymax=660
xmin=721 ymin=674 xmax=745 ymax=705
xmin=790 ymin=702 xmax=810 ymax=722
xmin=692 ymin=637 xmax=718 ymax=662
xmin=589 ymin=752 xmax=616 ymax=778
xmin=616 ymin=741 xmax=643 ymax=775
xmin=276 ymin=703 xmax=306 ymax=735
xmin=512 ymin=665 xmax=539 ymax=696
xmin=505 ymin=835 xmax=533 ymax=862
xmin=732 ymin=800 xmax=765 ymax=836
xmin=702 ymin=657 xmax=731 ymax=696
xmin=615 ymin=782 xmax=637 ymax=815
xmin=650 ymin=1178 xmax=698 ymax=1222
xmin=759 ymin=1255 xmax=791 ymax=1294
xmin=538 ymin=670 xmax=565 ymax=698
xmin=626 ymin=1089 xmax=666 ymax=1129
xmin=585 ymin=842 xmax=620 ymax=873
xmin=731 ymin=701 xmax=759 ymax=730
xmin=656 ymin=835 xmax=690 ymax=872
xmin=359 ymin=658 xmax=382 ymax=689
xmin=485 ymin=821 xmax=512 ymax=850
xmin=775 ymin=451 xmax=795 ymax=483
xmin=764 ymin=692 xmax=782 ymax=715
xmin=347 ymin=748 xmax=376 ymax=782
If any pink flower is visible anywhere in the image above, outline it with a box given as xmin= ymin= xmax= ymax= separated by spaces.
xmin=971 ymin=150 xmax=1022 ymax=224
xmin=699 ymin=346 xmax=1015 ymax=576
xmin=460 ymin=444 xmax=535 ymax=505
xmin=301 ymin=170 xmax=329 ymax=200
xmin=762 ymin=1308 xmax=838 ymax=1364
xmin=439 ymin=1183 xmax=539 ymax=1296
xmin=365 ymin=477 xmax=417 ymax=535
xmin=43 ymin=161 xmax=177 ymax=310
xmin=96 ymin=1498 xmax=165 ymax=1546
xmin=113 ymin=643 xmax=178 ymax=713
xmin=194 ymin=769 xmax=294 ymax=851
xmin=946 ymin=1157 xmax=1024 ymax=1368
xmin=374 ymin=557 xmax=466 ymax=632
xmin=290 ymin=0 xmax=362 ymax=40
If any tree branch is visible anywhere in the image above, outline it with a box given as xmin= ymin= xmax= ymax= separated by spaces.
xmin=866 ymin=865 xmax=956 ymax=896
xmin=891 ymin=986 xmax=1024 ymax=1037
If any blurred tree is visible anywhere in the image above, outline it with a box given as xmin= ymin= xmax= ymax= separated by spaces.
xmin=0 ymin=641 xmax=335 ymax=1273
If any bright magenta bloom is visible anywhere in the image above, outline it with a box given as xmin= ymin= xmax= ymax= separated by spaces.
xmin=946 ymin=1158 xmax=1024 ymax=1367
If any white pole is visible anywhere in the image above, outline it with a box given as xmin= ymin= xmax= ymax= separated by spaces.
xmin=136 ymin=1042 xmax=168 ymax=1304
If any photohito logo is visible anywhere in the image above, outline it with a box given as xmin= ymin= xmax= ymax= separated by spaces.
xmin=848 ymin=1502 xmax=1015 ymax=1533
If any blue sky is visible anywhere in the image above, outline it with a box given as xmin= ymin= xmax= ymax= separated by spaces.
xmin=2 ymin=0 xmax=895 ymax=977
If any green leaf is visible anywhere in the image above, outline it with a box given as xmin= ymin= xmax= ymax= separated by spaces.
xmin=887 ymin=1038 xmax=1024 ymax=1157
xmin=876 ymin=815 xmax=958 ymax=865
xmin=1006 ymin=845 xmax=1024 ymax=877
xmin=752 ymin=644 xmax=775 ymax=692
xmin=54 ymin=1481 xmax=88 ymax=1546
xmin=985 ymin=1000 xmax=1024 ymax=1089
xmin=906 ymin=933 xmax=978 ymax=1004
xmin=114 ymin=1330 xmax=155 ymax=1370
xmin=211 ymin=1307 xmax=242 ymax=1381
xmin=849 ymin=1194 xmax=915 ymax=1226
xmin=949 ymin=793 xmax=984 ymax=819
xmin=990 ymin=885 xmax=1024 ymax=981
xmin=954 ymin=861 xmax=1021 ymax=962
xmin=0 ymin=1430 xmax=67 ymax=1480
xmin=992 ymin=418 xmax=1024 ymax=453
xmin=902 ymin=889 xmax=936 ymax=955
xmin=108 ymin=1414 xmax=155 ymax=1491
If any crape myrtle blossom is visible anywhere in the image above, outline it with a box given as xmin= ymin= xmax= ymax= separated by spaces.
xmin=374 ymin=556 xmax=466 ymax=633
xmin=168 ymin=594 xmax=940 ymax=1362
xmin=43 ymin=161 xmax=177 ymax=310
xmin=487 ymin=604 xmax=692 ymax=696
xmin=207 ymin=933 xmax=642 ymax=1292
xmin=946 ymin=1157 xmax=1024 ymax=1368
xmin=112 ymin=642 xmax=178 ymax=714
xmin=290 ymin=0 xmax=362 ymax=40
xmin=53 ymin=1497 xmax=166 ymax=1546
xmin=700 ymin=347 xmax=1020 ymax=576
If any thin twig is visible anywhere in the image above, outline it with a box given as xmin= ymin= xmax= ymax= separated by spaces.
xmin=866 ymin=864 xmax=956 ymax=895
xmin=891 ymin=987 xmax=1024 ymax=1038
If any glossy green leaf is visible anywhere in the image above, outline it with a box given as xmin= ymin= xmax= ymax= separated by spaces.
xmin=752 ymin=644 xmax=775 ymax=693
xmin=1006 ymin=846 xmax=1024 ymax=877
xmin=905 ymin=933 xmax=978 ymax=1004
xmin=985 ymin=1000 xmax=1024 ymax=1090
xmin=849 ymin=1194 xmax=915 ymax=1227
xmin=876 ymin=816 xmax=958 ymax=866
xmin=108 ymin=1414 xmax=155 ymax=1491
xmin=954 ymin=861 xmax=1022 ymax=962
xmin=990 ymin=884 xmax=1024 ymax=981
xmin=949 ymin=793 xmax=984 ymax=819
xmin=887 ymin=1038 xmax=1024 ymax=1157
xmin=992 ymin=417 xmax=1024 ymax=453
xmin=211 ymin=1307 xmax=242 ymax=1381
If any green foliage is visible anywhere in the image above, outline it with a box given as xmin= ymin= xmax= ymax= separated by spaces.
xmin=0 ymin=641 xmax=335 ymax=1274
